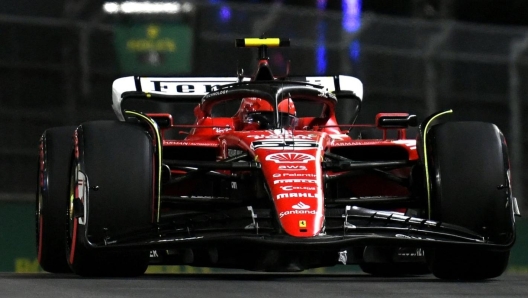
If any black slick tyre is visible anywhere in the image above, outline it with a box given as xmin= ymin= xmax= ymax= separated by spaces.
xmin=426 ymin=121 xmax=514 ymax=280
xmin=66 ymin=120 xmax=152 ymax=277
xmin=36 ymin=126 xmax=76 ymax=273
xmin=359 ymin=246 xmax=430 ymax=277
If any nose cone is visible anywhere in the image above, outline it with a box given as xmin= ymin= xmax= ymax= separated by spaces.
xmin=258 ymin=150 xmax=325 ymax=237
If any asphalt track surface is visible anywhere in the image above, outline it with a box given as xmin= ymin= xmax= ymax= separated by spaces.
xmin=1 ymin=272 xmax=527 ymax=298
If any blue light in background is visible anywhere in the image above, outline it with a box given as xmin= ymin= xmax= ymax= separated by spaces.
xmin=349 ymin=41 xmax=360 ymax=60
xmin=316 ymin=45 xmax=327 ymax=74
xmin=343 ymin=0 xmax=362 ymax=62
xmin=208 ymin=0 xmax=231 ymax=22
xmin=317 ymin=0 xmax=327 ymax=10
xmin=316 ymin=0 xmax=362 ymax=73
xmin=316 ymin=0 xmax=328 ymax=74
xmin=219 ymin=6 xmax=231 ymax=22
xmin=343 ymin=0 xmax=361 ymax=33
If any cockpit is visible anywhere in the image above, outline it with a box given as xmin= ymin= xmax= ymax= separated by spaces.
xmin=201 ymin=82 xmax=338 ymax=131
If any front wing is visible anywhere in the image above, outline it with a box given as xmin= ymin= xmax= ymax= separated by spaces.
xmin=80 ymin=205 xmax=514 ymax=252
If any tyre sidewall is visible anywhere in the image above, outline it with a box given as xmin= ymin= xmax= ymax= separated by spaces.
xmin=37 ymin=126 xmax=76 ymax=273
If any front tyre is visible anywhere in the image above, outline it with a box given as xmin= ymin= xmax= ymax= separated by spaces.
xmin=427 ymin=248 xmax=509 ymax=280
xmin=66 ymin=121 xmax=152 ymax=277
xmin=359 ymin=246 xmax=430 ymax=277
xmin=426 ymin=121 xmax=515 ymax=280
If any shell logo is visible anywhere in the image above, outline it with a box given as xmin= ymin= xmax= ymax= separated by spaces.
xmin=265 ymin=153 xmax=315 ymax=164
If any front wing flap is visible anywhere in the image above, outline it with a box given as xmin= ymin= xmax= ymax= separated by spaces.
xmin=81 ymin=205 xmax=514 ymax=252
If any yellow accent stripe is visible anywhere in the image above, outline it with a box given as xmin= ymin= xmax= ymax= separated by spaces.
xmin=125 ymin=110 xmax=162 ymax=223
xmin=424 ymin=109 xmax=453 ymax=219
xmin=244 ymin=38 xmax=281 ymax=47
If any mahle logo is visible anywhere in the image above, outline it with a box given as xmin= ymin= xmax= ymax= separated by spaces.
xmin=276 ymin=193 xmax=319 ymax=199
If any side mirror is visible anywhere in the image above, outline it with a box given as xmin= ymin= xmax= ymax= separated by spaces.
xmin=376 ymin=113 xmax=418 ymax=129
xmin=147 ymin=113 xmax=174 ymax=128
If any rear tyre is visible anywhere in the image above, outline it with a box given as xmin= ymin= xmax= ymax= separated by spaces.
xmin=66 ymin=121 xmax=152 ymax=277
xmin=37 ymin=126 xmax=76 ymax=273
xmin=426 ymin=121 xmax=514 ymax=280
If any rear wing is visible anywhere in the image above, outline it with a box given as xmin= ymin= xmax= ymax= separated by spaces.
xmin=112 ymin=76 xmax=363 ymax=121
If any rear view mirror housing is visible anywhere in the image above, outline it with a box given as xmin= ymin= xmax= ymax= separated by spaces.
xmin=376 ymin=113 xmax=418 ymax=129
xmin=147 ymin=113 xmax=174 ymax=128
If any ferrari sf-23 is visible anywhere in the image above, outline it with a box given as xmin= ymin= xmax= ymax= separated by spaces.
xmin=37 ymin=38 xmax=519 ymax=279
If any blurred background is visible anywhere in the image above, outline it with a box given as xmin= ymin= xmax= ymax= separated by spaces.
xmin=1 ymin=0 xmax=528 ymax=273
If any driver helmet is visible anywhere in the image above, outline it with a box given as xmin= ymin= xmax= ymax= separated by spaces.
xmin=278 ymin=98 xmax=296 ymax=116
xmin=239 ymin=97 xmax=273 ymax=125
xmin=238 ymin=97 xmax=296 ymax=130
xmin=277 ymin=98 xmax=297 ymax=129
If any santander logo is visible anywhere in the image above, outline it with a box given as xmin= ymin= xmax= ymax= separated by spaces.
xmin=265 ymin=153 xmax=315 ymax=164
xmin=292 ymin=202 xmax=310 ymax=210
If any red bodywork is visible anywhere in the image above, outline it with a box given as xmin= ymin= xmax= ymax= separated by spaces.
xmin=149 ymin=106 xmax=417 ymax=238
xmin=129 ymin=55 xmax=419 ymax=239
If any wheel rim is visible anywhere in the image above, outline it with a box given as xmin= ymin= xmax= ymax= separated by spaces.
xmin=67 ymin=158 xmax=87 ymax=265
xmin=67 ymin=161 xmax=76 ymax=265
xmin=36 ymin=139 xmax=46 ymax=263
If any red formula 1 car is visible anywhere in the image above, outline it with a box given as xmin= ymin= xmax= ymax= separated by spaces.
xmin=37 ymin=38 xmax=519 ymax=279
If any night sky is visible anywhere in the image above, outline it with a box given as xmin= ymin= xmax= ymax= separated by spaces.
xmin=0 ymin=0 xmax=527 ymax=27
xmin=358 ymin=0 xmax=528 ymax=26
